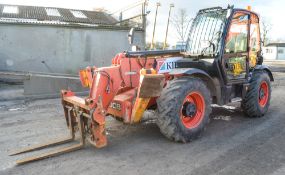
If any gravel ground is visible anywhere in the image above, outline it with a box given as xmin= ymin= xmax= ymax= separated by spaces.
xmin=0 ymin=73 xmax=285 ymax=175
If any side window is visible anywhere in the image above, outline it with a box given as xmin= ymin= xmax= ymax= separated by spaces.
xmin=249 ymin=14 xmax=260 ymax=67
xmin=225 ymin=12 xmax=249 ymax=53
xmin=250 ymin=14 xmax=260 ymax=52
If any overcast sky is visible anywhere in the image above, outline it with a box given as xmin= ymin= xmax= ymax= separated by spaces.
xmin=0 ymin=0 xmax=283 ymax=45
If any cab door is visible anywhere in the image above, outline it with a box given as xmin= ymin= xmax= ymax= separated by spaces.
xmin=222 ymin=11 xmax=250 ymax=84
xmin=249 ymin=13 xmax=261 ymax=68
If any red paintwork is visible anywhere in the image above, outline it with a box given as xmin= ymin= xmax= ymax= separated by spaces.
xmin=180 ymin=91 xmax=205 ymax=129
xmin=259 ymin=81 xmax=269 ymax=107
xmin=61 ymin=52 xmax=173 ymax=147
xmin=61 ymin=90 xmax=75 ymax=98
xmin=107 ymin=88 xmax=136 ymax=123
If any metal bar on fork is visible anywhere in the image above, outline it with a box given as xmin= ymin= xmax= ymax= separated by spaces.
xmin=9 ymin=137 xmax=75 ymax=156
xmin=14 ymin=113 xmax=85 ymax=165
xmin=16 ymin=143 xmax=84 ymax=165
xmin=9 ymin=108 xmax=75 ymax=156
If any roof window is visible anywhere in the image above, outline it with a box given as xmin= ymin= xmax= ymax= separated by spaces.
xmin=70 ymin=10 xmax=87 ymax=18
xmin=45 ymin=8 xmax=61 ymax=17
xmin=3 ymin=6 xmax=18 ymax=14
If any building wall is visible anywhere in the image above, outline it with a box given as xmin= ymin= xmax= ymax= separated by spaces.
xmin=262 ymin=46 xmax=277 ymax=60
xmin=277 ymin=47 xmax=285 ymax=60
xmin=0 ymin=24 xmax=144 ymax=74
xmin=263 ymin=46 xmax=285 ymax=60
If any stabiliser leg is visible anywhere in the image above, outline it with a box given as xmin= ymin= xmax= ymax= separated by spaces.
xmin=9 ymin=107 xmax=85 ymax=165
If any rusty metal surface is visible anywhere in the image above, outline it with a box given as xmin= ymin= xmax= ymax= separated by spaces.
xmin=9 ymin=137 xmax=75 ymax=156
xmin=16 ymin=143 xmax=84 ymax=165
xmin=10 ymin=106 xmax=86 ymax=165
xmin=138 ymin=74 xmax=165 ymax=98
xmin=63 ymin=96 xmax=90 ymax=110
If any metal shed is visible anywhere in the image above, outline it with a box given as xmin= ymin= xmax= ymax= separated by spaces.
xmin=0 ymin=4 xmax=145 ymax=74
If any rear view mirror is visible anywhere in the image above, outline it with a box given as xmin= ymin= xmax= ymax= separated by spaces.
xmin=132 ymin=45 xmax=139 ymax=51
xmin=128 ymin=28 xmax=135 ymax=45
xmin=226 ymin=5 xmax=233 ymax=18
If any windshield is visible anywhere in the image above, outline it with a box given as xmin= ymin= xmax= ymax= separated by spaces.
xmin=186 ymin=8 xmax=227 ymax=56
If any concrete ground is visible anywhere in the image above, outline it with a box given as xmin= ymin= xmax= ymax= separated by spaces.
xmin=264 ymin=60 xmax=285 ymax=72
xmin=0 ymin=73 xmax=285 ymax=175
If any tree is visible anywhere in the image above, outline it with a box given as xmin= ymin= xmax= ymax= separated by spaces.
xmin=261 ymin=18 xmax=272 ymax=46
xmin=146 ymin=42 xmax=169 ymax=50
xmin=92 ymin=7 xmax=107 ymax=12
xmin=171 ymin=8 xmax=192 ymax=42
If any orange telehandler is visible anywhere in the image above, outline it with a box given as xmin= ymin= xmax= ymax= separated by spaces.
xmin=11 ymin=6 xmax=273 ymax=164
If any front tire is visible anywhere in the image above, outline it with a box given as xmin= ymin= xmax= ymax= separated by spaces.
xmin=156 ymin=77 xmax=212 ymax=143
xmin=242 ymin=71 xmax=271 ymax=117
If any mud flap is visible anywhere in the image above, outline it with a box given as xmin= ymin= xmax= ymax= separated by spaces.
xmin=131 ymin=69 xmax=165 ymax=123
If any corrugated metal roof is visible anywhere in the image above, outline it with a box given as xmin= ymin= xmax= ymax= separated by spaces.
xmin=266 ymin=43 xmax=285 ymax=47
xmin=0 ymin=4 xmax=118 ymax=26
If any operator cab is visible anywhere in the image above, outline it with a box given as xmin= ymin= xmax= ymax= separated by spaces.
xmin=181 ymin=6 xmax=261 ymax=84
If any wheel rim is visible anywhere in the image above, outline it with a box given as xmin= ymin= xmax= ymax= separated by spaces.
xmin=258 ymin=81 xmax=269 ymax=107
xmin=180 ymin=91 xmax=205 ymax=129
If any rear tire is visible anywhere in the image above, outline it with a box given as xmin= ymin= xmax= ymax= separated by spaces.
xmin=156 ymin=77 xmax=211 ymax=143
xmin=242 ymin=71 xmax=271 ymax=117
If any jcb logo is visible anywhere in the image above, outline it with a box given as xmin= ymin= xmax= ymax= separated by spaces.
xmin=110 ymin=102 xmax=121 ymax=111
